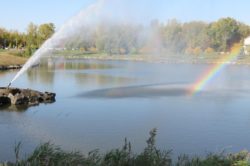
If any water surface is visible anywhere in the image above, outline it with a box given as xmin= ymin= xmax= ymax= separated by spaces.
xmin=1 ymin=59 xmax=250 ymax=160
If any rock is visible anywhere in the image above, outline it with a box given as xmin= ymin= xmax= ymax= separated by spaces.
xmin=0 ymin=65 xmax=22 ymax=71
xmin=43 ymin=92 xmax=56 ymax=103
xmin=0 ymin=96 xmax=11 ymax=106
xmin=8 ymin=93 xmax=29 ymax=105
xmin=0 ymin=87 xmax=56 ymax=108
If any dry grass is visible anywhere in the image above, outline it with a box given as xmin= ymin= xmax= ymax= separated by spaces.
xmin=0 ymin=51 xmax=27 ymax=66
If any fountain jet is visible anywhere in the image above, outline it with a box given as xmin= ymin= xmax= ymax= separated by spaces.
xmin=7 ymin=83 xmax=11 ymax=88
xmin=9 ymin=0 xmax=105 ymax=85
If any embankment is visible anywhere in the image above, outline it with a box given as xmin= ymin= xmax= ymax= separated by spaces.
xmin=0 ymin=51 xmax=27 ymax=70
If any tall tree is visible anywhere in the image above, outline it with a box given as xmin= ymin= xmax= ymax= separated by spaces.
xmin=26 ymin=22 xmax=39 ymax=48
xmin=207 ymin=17 xmax=241 ymax=51
xmin=38 ymin=23 xmax=55 ymax=46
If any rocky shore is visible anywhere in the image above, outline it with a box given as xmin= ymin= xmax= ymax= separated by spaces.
xmin=0 ymin=87 xmax=56 ymax=107
xmin=0 ymin=65 xmax=22 ymax=70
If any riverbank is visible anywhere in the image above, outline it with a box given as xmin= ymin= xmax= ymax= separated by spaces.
xmin=0 ymin=51 xmax=27 ymax=70
xmin=55 ymin=52 xmax=250 ymax=66
xmin=48 ymin=47 xmax=250 ymax=65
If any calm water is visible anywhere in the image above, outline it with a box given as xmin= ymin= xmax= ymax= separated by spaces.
xmin=1 ymin=59 xmax=250 ymax=160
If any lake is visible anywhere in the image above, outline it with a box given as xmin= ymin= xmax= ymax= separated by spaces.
xmin=1 ymin=58 xmax=250 ymax=161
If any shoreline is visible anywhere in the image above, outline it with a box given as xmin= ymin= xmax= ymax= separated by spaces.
xmin=2 ymin=54 xmax=250 ymax=71
xmin=0 ymin=64 xmax=23 ymax=70
xmin=61 ymin=54 xmax=250 ymax=66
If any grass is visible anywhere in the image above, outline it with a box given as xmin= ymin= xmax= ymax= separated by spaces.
xmin=0 ymin=50 xmax=27 ymax=66
xmin=1 ymin=129 xmax=250 ymax=166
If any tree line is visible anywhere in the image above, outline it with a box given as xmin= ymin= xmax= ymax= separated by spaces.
xmin=1 ymin=17 xmax=250 ymax=56
xmin=0 ymin=22 xmax=55 ymax=56
xmin=64 ymin=17 xmax=250 ymax=56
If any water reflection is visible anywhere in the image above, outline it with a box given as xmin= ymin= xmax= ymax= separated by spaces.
xmin=61 ymin=60 xmax=114 ymax=70
xmin=0 ymin=71 xmax=11 ymax=77
xmin=0 ymin=104 xmax=29 ymax=112
xmin=27 ymin=63 xmax=55 ymax=85
xmin=3 ymin=59 xmax=250 ymax=161
xmin=26 ymin=59 xmax=135 ymax=87
xmin=50 ymin=58 xmax=115 ymax=70
xmin=73 ymin=73 xmax=136 ymax=86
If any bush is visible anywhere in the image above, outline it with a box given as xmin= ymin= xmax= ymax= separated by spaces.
xmin=23 ymin=45 xmax=37 ymax=57
xmin=2 ymin=129 xmax=250 ymax=166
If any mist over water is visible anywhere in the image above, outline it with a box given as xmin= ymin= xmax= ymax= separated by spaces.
xmin=9 ymin=0 xmax=247 ymax=93
xmin=10 ymin=0 xmax=106 ymax=84
xmin=10 ymin=0 xmax=166 ymax=85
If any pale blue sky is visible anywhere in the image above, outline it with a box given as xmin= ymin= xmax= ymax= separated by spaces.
xmin=1 ymin=0 xmax=250 ymax=32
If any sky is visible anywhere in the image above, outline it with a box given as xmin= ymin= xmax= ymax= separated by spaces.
xmin=1 ymin=0 xmax=250 ymax=32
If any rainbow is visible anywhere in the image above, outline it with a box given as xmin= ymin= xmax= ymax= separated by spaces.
xmin=189 ymin=44 xmax=241 ymax=94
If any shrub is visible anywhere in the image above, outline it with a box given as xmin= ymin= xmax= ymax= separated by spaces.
xmin=2 ymin=129 xmax=250 ymax=166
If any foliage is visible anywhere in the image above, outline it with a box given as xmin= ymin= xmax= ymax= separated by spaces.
xmin=63 ymin=17 xmax=250 ymax=56
xmin=1 ymin=129 xmax=250 ymax=166
xmin=0 ymin=17 xmax=250 ymax=57
xmin=0 ymin=22 xmax=55 ymax=57
xmin=24 ymin=22 xmax=55 ymax=56
xmin=0 ymin=28 xmax=26 ymax=49
xmin=207 ymin=17 xmax=241 ymax=51
xmin=38 ymin=23 xmax=55 ymax=46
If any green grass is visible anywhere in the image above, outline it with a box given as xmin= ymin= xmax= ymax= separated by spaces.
xmin=1 ymin=129 xmax=250 ymax=166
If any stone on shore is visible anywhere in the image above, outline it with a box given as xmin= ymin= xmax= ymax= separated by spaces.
xmin=0 ymin=65 xmax=22 ymax=70
xmin=0 ymin=87 xmax=56 ymax=107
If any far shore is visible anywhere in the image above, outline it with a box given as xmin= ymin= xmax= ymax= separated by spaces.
xmin=54 ymin=52 xmax=250 ymax=66
xmin=3 ymin=50 xmax=250 ymax=71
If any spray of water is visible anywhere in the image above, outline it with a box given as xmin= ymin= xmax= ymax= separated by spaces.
xmin=10 ymin=0 xmax=206 ymax=87
xmin=9 ymin=0 xmax=107 ymax=85
xmin=9 ymin=0 xmax=170 ymax=86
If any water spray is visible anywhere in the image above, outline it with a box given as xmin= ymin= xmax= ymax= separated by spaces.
xmin=8 ymin=0 xmax=157 ymax=85
xmin=9 ymin=0 xmax=105 ymax=85
xmin=7 ymin=83 xmax=11 ymax=88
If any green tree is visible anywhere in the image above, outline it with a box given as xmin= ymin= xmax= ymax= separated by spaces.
xmin=182 ymin=21 xmax=209 ymax=50
xmin=238 ymin=23 xmax=250 ymax=42
xmin=24 ymin=22 xmax=55 ymax=56
xmin=38 ymin=23 xmax=55 ymax=46
xmin=207 ymin=17 xmax=241 ymax=51
xmin=162 ymin=19 xmax=186 ymax=53
xmin=26 ymin=22 xmax=39 ymax=48
xmin=0 ymin=28 xmax=7 ymax=48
